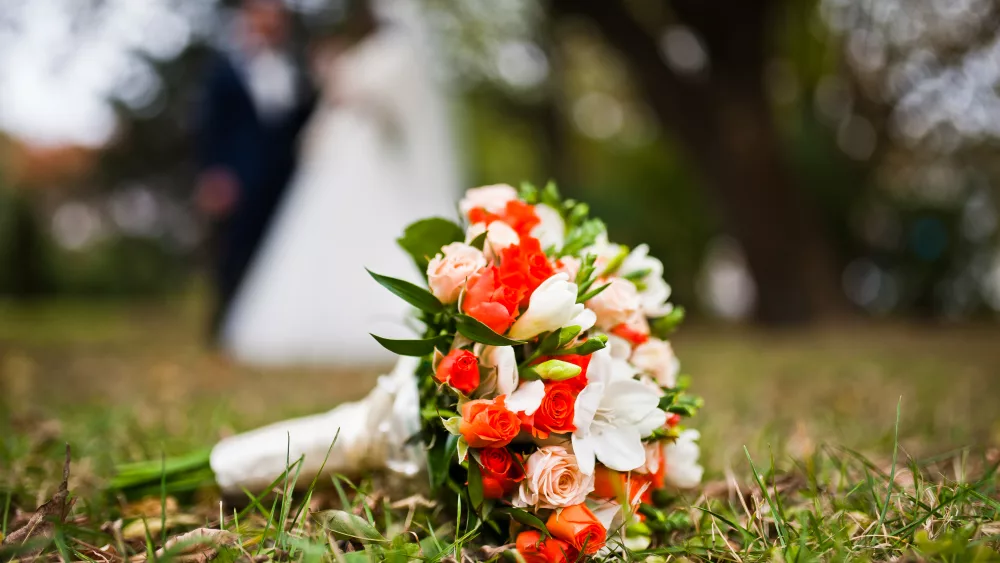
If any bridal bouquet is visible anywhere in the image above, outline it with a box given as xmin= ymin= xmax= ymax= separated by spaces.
xmin=369 ymin=183 xmax=704 ymax=559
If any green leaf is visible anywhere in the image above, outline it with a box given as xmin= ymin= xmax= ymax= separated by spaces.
xmin=651 ymin=306 xmax=685 ymax=339
xmin=540 ymin=180 xmax=561 ymax=209
xmin=577 ymin=282 xmax=611 ymax=304
xmin=532 ymin=359 xmax=582 ymax=381
xmin=567 ymin=202 xmax=590 ymax=227
xmin=468 ymin=230 xmax=488 ymax=251
xmin=396 ymin=217 xmax=465 ymax=272
xmin=370 ymin=334 xmax=451 ymax=357
xmin=536 ymin=326 xmax=582 ymax=355
xmin=518 ymin=181 xmax=539 ymax=203
xmin=367 ymin=270 xmax=444 ymax=314
xmin=496 ymin=507 xmax=549 ymax=536
xmin=561 ymin=218 xmax=606 ymax=256
xmin=467 ymin=457 xmax=484 ymax=510
xmin=455 ymin=315 xmax=525 ymax=346
xmin=315 ymin=510 xmax=387 ymax=543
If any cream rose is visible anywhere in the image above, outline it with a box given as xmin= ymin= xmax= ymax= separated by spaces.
xmin=514 ymin=445 xmax=595 ymax=509
xmin=458 ymin=184 xmax=518 ymax=215
xmin=465 ymin=221 xmax=519 ymax=258
xmin=426 ymin=243 xmax=487 ymax=304
xmin=587 ymin=278 xmax=641 ymax=330
xmin=630 ymin=337 xmax=680 ymax=388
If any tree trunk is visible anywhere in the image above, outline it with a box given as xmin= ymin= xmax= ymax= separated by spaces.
xmin=550 ymin=0 xmax=844 ymax=324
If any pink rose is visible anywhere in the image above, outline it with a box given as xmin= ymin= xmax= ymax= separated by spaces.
xmin=426 ymin=243 xmax=487 ymax=304
xmin=459 ymin=184 xmax=518 ymax=216
xmin=514 ymin=445 xmax=595 ymax=509
xmin=630 ymin=337 xmax=680 ymax=388
xmin=587 ymin=278 xmax=641 ymax=330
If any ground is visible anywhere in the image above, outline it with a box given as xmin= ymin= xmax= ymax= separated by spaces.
xmin=2 ymin=297 xmax=999 ymax=561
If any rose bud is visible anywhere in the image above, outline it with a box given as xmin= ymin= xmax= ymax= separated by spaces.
xmin=434 ymin=349 xmax=480 ymax=395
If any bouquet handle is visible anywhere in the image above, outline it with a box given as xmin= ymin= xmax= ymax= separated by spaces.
xmin=210 ymin=357 xmax=424 ymax=493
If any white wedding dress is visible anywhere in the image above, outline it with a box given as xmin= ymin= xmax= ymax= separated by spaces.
xmin=222 ymin=3 xmax=459 ymax=366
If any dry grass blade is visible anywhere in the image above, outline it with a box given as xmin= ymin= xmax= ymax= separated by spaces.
xmin=1 ymin=444 xmax=73 ymax=551
xmin=131 ymin=528 xmax=239 ymax=563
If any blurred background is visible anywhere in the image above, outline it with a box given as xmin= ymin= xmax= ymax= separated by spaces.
xmin=2 ymin=0 xmax=1000 ymax=473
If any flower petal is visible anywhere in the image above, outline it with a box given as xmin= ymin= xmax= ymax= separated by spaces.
xmin=567 ymin=307 xmax=597 ymax=333
xmin=573 ymin=381 xmax=604 ymax=432
xmin=507 ymin=380 xmax=545 ymax=415
xmin=591 ymin=425 xmax=645 ymax=472
xmin=602 ymin=379 xmax=661 ymax=425
xmin=571 ymin=433 xmax=596 ymax=476
xmin=635 ymin=408 xmax=668 ymax=437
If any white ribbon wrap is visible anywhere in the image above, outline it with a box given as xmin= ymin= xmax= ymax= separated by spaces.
xmin=210 ymin=357 xmax=424 ymax=493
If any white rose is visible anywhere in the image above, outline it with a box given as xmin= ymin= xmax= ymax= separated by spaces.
xmin=465 ymin=221 xmax=519 ymax=258
xmin=508 ymin=273 xmax=589 ymax=340
xmin=530 ymin=203 xmax=565 ymax=251
xmin=514 ymin=445 xmax=595 ymax=509
xmin=630 ymin=338 xmax=680 ymax=388
xmin=426 ymin=243 xmax=487 ymax=304
xmin=458 ymin=184 xmax=518 ymax=216
xmin=663 ymin=430 xmax=704 ymax=489
xmin=587 ymin=278 xmax=641 ymax=330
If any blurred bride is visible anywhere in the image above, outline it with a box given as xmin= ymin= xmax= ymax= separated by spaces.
xmin=222 ymin=0 xmax=460 ymax=366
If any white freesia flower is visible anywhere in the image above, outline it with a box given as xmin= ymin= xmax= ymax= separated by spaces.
xmin=620 ymin=244 xmax=673 ymax=317
xmin=587 ymin=278 xmax=641 ymax=330
xmin=507 ymin=273 xmax=585 ymax=340
xmin=571 ymin=347 xmax=668 ymax=475
xmin=465 ymin=221 xmax=519 ymax=258
xmin=426 ymin=243 xmax=487 ymax=304
xmin=530 ymin=203 xmax=565 ymax=251
xmin=458 ymin=184 xmax=517 ymax=215
xmin=475 ymin=345 xmax=518 ymax=396
xmin=663 ymin=429 xmax=704 ymax=489
xmin=630 ymin=338 xmax=681 ymax=388
xmin=506 ymin=380 xmax=545 ymax=415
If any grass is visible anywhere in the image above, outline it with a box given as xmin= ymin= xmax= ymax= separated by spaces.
xmin=2 ymin=297 xmax=999 ymax=561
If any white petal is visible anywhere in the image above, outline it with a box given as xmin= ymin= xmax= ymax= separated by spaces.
xmin=567 ymin=308 xmax=596 ymax=332
xmin=602 ymin=380 xmax=661 ymax=425
xmin=592 ymin=425 xmax=645 ymax=471
xmin=635 ymin=408 xmax=668 ymax=437
xmin=588 ymin=499 xmax=622 ymax=531
xmin=506 ymin=380 xmax=545 ymax=415
xmin=488 ymin=346 xmax=519 ymax=396
xmin=573 ymin=381 xmax=604 ymax=431
xmin=571 ymin=433 xmax=596 ymax=475
xmin=531 ymin=203 xmax=566 ymax=251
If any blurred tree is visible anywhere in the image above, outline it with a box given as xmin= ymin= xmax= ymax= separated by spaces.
xmin=549 ymin=0 xmax=844 ymax=324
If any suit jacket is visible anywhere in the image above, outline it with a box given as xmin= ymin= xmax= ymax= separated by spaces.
xmin=195 ymin=50 xmax=316 ymax=304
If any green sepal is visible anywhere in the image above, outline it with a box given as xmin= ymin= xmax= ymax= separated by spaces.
xmin=578 ymin=282 xmax=611 ymax=304
xmin=367 ymin=269 xmax=444 ymax=314
xmin=468 ymin=230 xmax=488 ymax=251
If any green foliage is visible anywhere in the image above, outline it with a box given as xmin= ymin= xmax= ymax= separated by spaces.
xmin=366 ymin=270 xmax=445 ymax=314
xmin=370 ymin=334 xmax=452 ymax=357
xmin=454 ymin=314 xmax=524 ymax=346
xmin=396 ymin=218 xmax=465 ymax=274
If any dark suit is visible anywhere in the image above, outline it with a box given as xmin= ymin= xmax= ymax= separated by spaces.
xmin=195 ymin=51 xmax=316 ymax=339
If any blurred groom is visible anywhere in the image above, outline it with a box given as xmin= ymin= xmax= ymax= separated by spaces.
xmin=194 ymin=0 xmax=316 ymax=343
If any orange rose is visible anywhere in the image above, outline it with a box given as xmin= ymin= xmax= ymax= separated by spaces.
xmin=497 ymin=236 xmax=553 ymax=305
xmin=593 ymin=466 xmax=654 ymax=504
xmin=435 ymin=349 xmax=480 ymax=395
xmin=468 ymin=199 xmax=540 ymax=239
xmin=526 ymin=382 xmax=576 ymax=437
xmin=477 ymin=447 xmax=525 ymax=499
xmin=462 ymin=266 xmax=523 ymax=335
xmin=459 ymin=396 xmax=521 ymax=448
xmin=515 ymin=530 xmax=578 ymax=563
xmin=546 ymin=503 xmax=606 ymax=555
